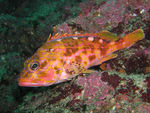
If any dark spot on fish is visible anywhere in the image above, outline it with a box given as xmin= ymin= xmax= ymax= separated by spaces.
xmin=72 ymin=48 xmax=79 ymax=54
xmin=40 ymin=61 xmax=47 ymax=69
xmin=60 ymin=59 xmax=64 ymax=65
xmin=87 ymin=44 xmax=95 ymax=53
xmin=55 ymin=69 xmax=60 ymax=74
xmin=39 ymin=71 xmax=47 ymax=77
xmin=99 ymin=43 xmax=107 ymax=56
xmin=89 ymin=55 xmax=96 ymax=62
xmin=66 ymin=69 xmax=75 ymax=75
xmin=82 ymin=47 xmax=87 ymax=54
xmin=62 ymin=38 xmax=74 ymax=46
xmin=100 ymin=48 xmax=106 ymax=56
xmin=64 ymin=48 xmax=72 ymax=56
xmin=54 ymin=66 xmax=58 ymax=70
xmin=75 ymin=56 xmax=82 ymax=63
xmin=70 ymin=40 xmax=79 ymax=47
xmin=64 ymin=39 xmax=79 ymax=48
xmin=91 ymin=48 xmax=95 ymax=53
xmin=54 ymin=66 xmax=61 ymax=74
xmin=84 ymin=61 xmax=87 ymax=65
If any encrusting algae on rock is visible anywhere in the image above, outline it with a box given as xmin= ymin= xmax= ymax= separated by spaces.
xmin=18 ymin=29 xmax=144 ymax=87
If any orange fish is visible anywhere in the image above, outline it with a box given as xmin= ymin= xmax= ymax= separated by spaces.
xmin=18 ymin=29 xmax=144 ymax=87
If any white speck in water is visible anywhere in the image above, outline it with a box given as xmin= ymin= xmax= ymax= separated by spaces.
xmin=132 ymin=13 xmax=137 ymax=16
xmin=140 ymin=9 xmax=145 ymax=14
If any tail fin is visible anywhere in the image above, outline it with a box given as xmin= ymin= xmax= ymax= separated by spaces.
xmin=119 ymin=29 xmax=145 ymax=49
xmin=107 ymin=29 xmax=145 ymax=53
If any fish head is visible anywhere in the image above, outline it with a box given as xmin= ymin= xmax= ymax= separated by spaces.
xmin=18 ymin=54 xmax=57 ymax=87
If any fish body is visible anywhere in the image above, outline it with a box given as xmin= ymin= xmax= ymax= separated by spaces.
xmin=18 ymin=29 xmax=144 ymax=87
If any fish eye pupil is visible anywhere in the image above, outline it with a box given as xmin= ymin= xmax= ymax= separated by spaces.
xmin=30 ymin=62 xmax=39 ymax=70
xmin=32 ymin=64 xmax=38 ymax=68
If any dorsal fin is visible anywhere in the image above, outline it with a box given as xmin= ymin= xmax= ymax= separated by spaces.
xmin=47 ymin=33 xmax=60 ymax=42
xmin=97 ymin=30 xmax=119 ymax=41
xmin=47 ymin=33 xmax=52 ymax=41
xmin=46 ymin=32 xmax=99 ymax=42
xmin=47 ymin=31 xmax=119 ymax=42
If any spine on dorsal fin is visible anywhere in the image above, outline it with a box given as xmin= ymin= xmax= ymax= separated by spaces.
xmin=47 ymin=32 xmax=99 ymax=42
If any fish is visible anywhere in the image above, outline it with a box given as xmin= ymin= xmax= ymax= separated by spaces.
xmin=18 ymin=29 xmax=144 ymax=87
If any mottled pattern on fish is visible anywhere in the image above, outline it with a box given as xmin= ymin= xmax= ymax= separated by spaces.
xmin=18 ymin=29 xmax=144 ymax=87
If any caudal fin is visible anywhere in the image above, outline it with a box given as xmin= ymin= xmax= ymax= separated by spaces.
xmin=107 ymin=29 xmax=145 ymax=53
xmin=116 ymin=29 xmax=144 ymax=49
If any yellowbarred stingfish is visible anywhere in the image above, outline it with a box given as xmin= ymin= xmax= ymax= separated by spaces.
xmin=18 ymin=29 xmax=144 ymax=87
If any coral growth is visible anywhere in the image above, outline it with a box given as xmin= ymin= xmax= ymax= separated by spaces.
xmin=55 ymin=0 xmax=150 ymax=34
xmin=76 ymin=72 xmax=114 ymax=106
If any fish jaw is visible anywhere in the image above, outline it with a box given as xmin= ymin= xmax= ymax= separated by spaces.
xmin=18 ymin=78 xmax=51 ymax=87
xmin=18 ymin=69 xmax=58 ymax=87
xmin=18 ymin=76 xmax=55 ymax=87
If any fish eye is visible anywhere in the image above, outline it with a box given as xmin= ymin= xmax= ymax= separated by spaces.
xmin=30 ymin=62 xmax=40 ymax=70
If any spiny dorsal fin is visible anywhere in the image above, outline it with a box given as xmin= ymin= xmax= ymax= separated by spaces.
xmin=47 ymin=33 xmax=61 ymax=42
xmin=47 ymin=32 xmax=98 ymax=42
xmin=47 ymin=33 xmax=52 ymax=41
xmin=47 ymin=30 xmax=119 ymax=42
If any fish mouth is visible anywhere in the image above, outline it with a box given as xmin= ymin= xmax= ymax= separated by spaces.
xmin=19 ymin=82 xmax=43 ymax=87
xmin=18 ymin=81 xmax=51 ymax=87
xmin=18 ymin=78 xmax=51 ymax=87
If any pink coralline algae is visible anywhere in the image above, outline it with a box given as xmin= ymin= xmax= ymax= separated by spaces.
xmin=55 ymin=0 xmax=150 ymax=34
xmin=144 ymin=45 xmax=150 ymax=55
xmin=141 ymin=77 xmax=150 ymax=103
xmin=101 ymin=72 xmax=122 ymax=89
xmin=54 ymin=23 xmax=71 ymax=34
xmin=139 ymin=104 xmax=150 ymax=113
xmin=76 ymin=72 xmax=114 ymax=106
xmin=124 ymin=45 xmax=150 ymax=74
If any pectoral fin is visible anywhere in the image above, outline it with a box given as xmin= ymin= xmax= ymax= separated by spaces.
xmin=65 ymin=61 xmax=96 ymax=76
xmin=82 ymin=69 xmax=97 ymax=73
xmin=88 ymin=53 xmax=118 ymax=68
xmin=99 ymin=53 xmax=118 ymax=64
